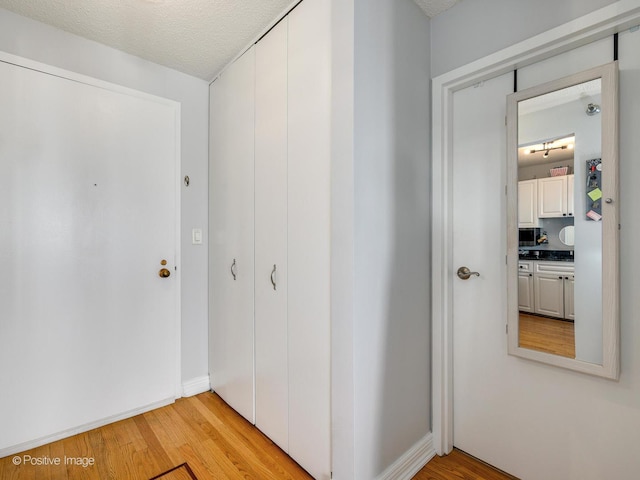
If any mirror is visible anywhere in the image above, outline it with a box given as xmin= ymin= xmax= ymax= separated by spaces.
xmin=559 ymin=226 xmax=575 ymax=246
xmin=506 ymin=62 xmax=619 ymax=379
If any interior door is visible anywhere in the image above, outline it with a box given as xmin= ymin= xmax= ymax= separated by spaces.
xmin=209 ymin=47 xmax=256 ymax=424
xmin=0 ymin=58 xmax=179 ymax=454
xmin=452 ymin=72 xmax=513 ymax=469
xmin=451 ymin=38 xmax=616 ymax=479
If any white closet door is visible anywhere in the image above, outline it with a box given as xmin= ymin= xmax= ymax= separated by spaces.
xmin=209 ymin=48 xmax=256 ymax=423
xmin=287 ymin=0 xmax=331 ymax=478
xmin=255 ymin=19 xmax=289 ymax=450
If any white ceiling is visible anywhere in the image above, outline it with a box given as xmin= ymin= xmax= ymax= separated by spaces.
xmin=0 ymin=0 xmax=459 ymax=81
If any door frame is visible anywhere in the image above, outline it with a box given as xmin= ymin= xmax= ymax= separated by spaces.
xmin=0 ymin=50 xmax=183 ymax=399
xmin=431 ymin=1 xmax=640 ymax=456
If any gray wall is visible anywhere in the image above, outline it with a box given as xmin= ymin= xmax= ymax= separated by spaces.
xmin=0 ymin=8 xmax=210 ymax=385
xmin=430 ymin=0 xmax=617 ymax=77
xmin=353 ymin=0 xmax=431 ymax=477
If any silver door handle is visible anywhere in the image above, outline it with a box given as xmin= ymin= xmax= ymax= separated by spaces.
xmin=457 ymin=266 xmax=480 ymax=280
xmin=231 ymin=259 xmax=237 ymax=281
xmin=270 ymin=264 xmax=277 ymax=291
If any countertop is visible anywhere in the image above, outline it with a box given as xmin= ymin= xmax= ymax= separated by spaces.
xmin=518 ymin=249 xmax=574 ymax=262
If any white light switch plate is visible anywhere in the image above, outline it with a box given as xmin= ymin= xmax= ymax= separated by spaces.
xmin=192 ymin=228 xmax=203 ymax=245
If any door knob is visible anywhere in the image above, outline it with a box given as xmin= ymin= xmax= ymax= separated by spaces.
xmin=457 ymin=266 xmax=480 ymax=280
xmin=159 ymin=268 xmax=171 ymax=278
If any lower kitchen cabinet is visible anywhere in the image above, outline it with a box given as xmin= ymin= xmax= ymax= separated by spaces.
xmin=518 ymin=261 xmax=535 ymax=312
xmin=534 ymin=274 xmax=565 ymax=317
xmin=519 ymin=260 xmax=574 ymax=320
xmin=564 ymin=275 xmax=575 ymax=320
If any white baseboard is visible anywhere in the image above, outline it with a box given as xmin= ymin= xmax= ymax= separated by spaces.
xmin=375 ymin=432 xmax=436 ymax=480
xmin=0 ymin=397 xmax=174 ymax=459
xmin=181 ymin=375 xmax=211 ymax=397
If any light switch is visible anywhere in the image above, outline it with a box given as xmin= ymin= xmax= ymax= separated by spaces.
xmin=192 ymin=228 xmax=203 ymax=245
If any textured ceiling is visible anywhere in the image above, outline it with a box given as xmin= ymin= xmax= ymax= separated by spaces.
xmin=0 ymin=0 xmax=459 ymax=81
xmin=413 ymin=0 xmax=460 ymax=18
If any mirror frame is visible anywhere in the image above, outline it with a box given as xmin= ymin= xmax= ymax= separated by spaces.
xmin=506 ymin=61 xmax=619 ymax=379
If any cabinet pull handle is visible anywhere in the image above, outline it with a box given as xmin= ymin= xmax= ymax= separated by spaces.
xmin=231 ymin=259 xmax=237 ymax=281
xmin=270 ymin=264 xmax=277 ymax=291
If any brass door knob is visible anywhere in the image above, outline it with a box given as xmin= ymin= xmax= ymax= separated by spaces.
xmin=159 ymin=268 xmax=171 ymax=278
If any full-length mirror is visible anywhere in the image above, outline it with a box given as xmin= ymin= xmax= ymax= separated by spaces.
xmin=506 ymin=62 xmax=619 ymax=379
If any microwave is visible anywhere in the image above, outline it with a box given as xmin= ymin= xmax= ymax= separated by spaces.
xmin=519 ymin=228 xmax=541 ymax=246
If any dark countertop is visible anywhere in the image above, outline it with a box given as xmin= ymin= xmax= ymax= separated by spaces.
xmin=518 ymin=249 xmax=574 ymax=262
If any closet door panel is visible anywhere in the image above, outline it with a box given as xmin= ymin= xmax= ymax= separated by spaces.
xmin=287 ymin=0 xmax=331 ymax=477
xmin=255 ymin=19 xmax=289 ymax=451
xmin=209 ymin=47 xmax=256 ymax=424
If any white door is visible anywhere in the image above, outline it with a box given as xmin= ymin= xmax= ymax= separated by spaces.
xmin=450 ymin=39 xmax=616 ymax=479
xmin=452 ymin=72 xmax=513 ymax=469
xmin=0 ymin=59 xmax=179 ymax=454
xmin=255 ymin=18 xmax=289 ymax=450
xmin=209 ymin=48 xmax=256 ymax=424
xmin=287 ymin=0 xmax=331 ymax=477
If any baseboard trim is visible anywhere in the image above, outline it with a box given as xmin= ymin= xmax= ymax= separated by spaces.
xmin=182 ymin=375 xmax=211 ymax=397
xmin=0 ymin=397 xmax=174 ymax=459
xmin=376 ymin=432 xmax=436 ymax=480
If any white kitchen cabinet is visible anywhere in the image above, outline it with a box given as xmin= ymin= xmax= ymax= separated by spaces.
xmin=518 ymin=272 xmax=535 ymax=312
xmin=567 ymin=174 xmax=575 ymax=217
xmin=532 ymin=261 xmax=575 ymax=319
xmin=209 ymin=47 xmax=256 ymax=424
xmin=210 ymin=0 xmax=330 ymax=478
xmin=534 ymin=273 xmax=565 ymax=317
xmin=564 ymin=275 xmax=575 ymax=320
xmin=518 ymin=261 xmax=535 ymax=312
xmin=518 ymin=179 xmax=539 ymax=227
xmin=538 ymin=174 xmax=574 ymax=218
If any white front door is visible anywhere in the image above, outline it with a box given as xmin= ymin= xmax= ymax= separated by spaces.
xmin=0 ymin=58 xmax=179 ymax=454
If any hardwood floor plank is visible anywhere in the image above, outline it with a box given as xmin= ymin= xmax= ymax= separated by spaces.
xmin=519 ymin=313 xmax=575 ymax=358
xmin=132 ymin=413 xmax=175 ymax=473
xmin=1 ymin=393 xmax=517 ymax=480
xmin=413 ymin=449 xmax=518 ymax=480
xmin=61 ymin=432 xmax=97 ymax=480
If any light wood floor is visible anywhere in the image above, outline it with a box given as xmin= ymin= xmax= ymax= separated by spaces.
xmin=415 ymin=449 xmax=517 ymax=480
xmin=518 ymin=312 xmax=575 ymax=358
xmin=0 ymin=392 xmax=515 ymax=480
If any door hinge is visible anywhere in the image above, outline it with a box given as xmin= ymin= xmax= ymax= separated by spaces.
xmin=506 ymin=324 xmax=509 ymax=334
xmin=506 ymin=255 xmax=508 ymax=265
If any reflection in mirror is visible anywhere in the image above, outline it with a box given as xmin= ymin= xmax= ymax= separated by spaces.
xmin=559 ymin=226 xmax=575 ymax=246
xmin=507 ymin=62 xmax=619 ymax=379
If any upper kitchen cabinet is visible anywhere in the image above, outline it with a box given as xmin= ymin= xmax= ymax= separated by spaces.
xmin=518 ymin=179 xmax=539 ymax=227
xmin=538 ymin=174 xmax=574 ymax=218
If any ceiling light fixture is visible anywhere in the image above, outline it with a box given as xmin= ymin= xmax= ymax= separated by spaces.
xmin=527 ymin=141 xmax=570 ymax=157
